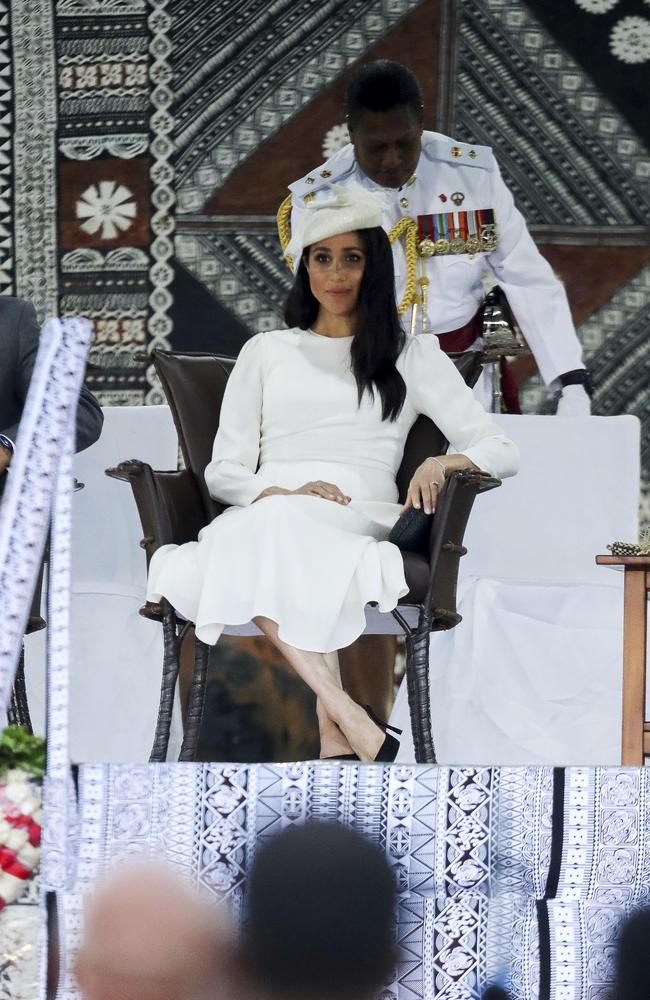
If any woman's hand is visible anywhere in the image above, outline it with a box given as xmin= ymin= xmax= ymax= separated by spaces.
xmin=403 ymin=457 xmax=447 ymax=515
xmin=254 ymin=482 xmax=351 ymax=504
xmin=292 ymin=481 xmax=351 ymax=504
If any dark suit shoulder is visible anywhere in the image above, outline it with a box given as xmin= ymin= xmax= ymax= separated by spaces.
xmin=0 ymin=297 xmax=39 ymax=351
xmin=0 ymin=295 xmax=38 ymax=320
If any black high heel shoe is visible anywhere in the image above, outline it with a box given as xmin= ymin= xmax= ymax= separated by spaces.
xmin=363 ymin=705 xmax=402 ymax=763
xmin=321 ymin=753 xmax=360 ymax=761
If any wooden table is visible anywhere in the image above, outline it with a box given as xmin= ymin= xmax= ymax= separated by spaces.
xmin=596 ymin=555 xmax=650 ymax=765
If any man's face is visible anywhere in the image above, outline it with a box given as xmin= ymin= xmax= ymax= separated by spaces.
xmin=349 ymin=106 xmax=423 ymax=189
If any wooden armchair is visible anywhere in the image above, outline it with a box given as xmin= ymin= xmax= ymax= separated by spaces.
xmin=107 ymin=348 xmax=499 ymax=764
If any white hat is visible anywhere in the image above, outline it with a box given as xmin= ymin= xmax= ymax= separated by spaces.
xmin=286 ymin=183 xmax=385 ymax=271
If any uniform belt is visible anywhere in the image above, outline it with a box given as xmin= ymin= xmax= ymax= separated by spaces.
xmin=436 ymin=307 xmax=484 ymax=353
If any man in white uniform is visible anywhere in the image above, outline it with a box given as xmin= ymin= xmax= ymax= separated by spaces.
xmin=284 ymin=60 xmax=592 ymax=416
xmin=281 ymin=60 xmax=591 ymax=713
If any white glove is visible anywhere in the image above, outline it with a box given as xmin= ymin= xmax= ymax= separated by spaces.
xmin=555 ymin=384 xmax=591 ymax=416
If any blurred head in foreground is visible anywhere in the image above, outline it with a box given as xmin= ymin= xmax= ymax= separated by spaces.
xmin=614 ymin=906 xmax=650 ymax=1000
xmin=75 ymin=860 xmax=235 ymax=1000
xmin=241 ymin=822 xmax=398 ymax=1000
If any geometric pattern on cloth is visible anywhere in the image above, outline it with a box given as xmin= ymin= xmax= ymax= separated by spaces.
xmin=542 ymin=900 xmax=629 ymax=1000
xmin=55 ymin=763 xmax=559 ymax=1000
xmin=0 ymin=316 xmax=92 ymax=995
xmin=524 ymin=0 xmax=650 ymax=150
xmin=392 ymin=893 xmax=540 ymax=1000
xmin=55 ymin=763 xmax=201 ymax=999
xmin=54 ymin=0 xmax=175 ymax=404
xmin=174 ymin=227 xmax=291 ymax=334
xmin=54 ymin=764 xmax=650 ymax=999
xmin=456 ymin=0 xmax=650 ymax=227
xmin=198 ymin=764 xmax=558 ymax=905
xmin=458 ymin=1 xmax=650 ymax=521
xmin=171 ymin=0 xmax=421 ymax=213
xmin=586 ymin=264 xmax=650 ymax=487
xmin=12 ymin=0 xmax=59 ymax=318
xmin=392 ymin=766 xmax=555 ymax=901
xmin=0 ymin=2 xmax=13 ymax=297
xmin=0 ymin=318 xmax=92 ymax=724
xmin=554 ymin=768 xmax=650 ymax=906
xmin=68 ymin=763 xmax=554 ymax=901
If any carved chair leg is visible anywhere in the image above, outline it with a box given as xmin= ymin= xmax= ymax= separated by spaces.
xmin=8 ymin=644 xmax=33 ymax=733
xmin=149 ymin=610 xmax=180 ymax=762
xmin=404 ymin=610 xmax=436 ymax=764
xmin=178 ymin=637 xmax=210 ymax=762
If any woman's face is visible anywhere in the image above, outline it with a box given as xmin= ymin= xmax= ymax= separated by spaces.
xmin=305 ymin=231 xmax=366 ymax=319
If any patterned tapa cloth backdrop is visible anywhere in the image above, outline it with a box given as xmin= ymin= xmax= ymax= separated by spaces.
xmin=50 ymin=762 xmax=650 ymax=1000
xmin=5 ymin=0 xmax=649 ymax=500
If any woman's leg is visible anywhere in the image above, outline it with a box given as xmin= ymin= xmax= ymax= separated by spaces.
xmin=316 ymin=652 xmax=354 ymax=758
xmin=253 ymin=616 xmax=386 ymax=761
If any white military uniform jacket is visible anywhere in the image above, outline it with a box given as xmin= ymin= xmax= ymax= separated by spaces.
xmin=289 ymin=131 xmax=585 ymax=387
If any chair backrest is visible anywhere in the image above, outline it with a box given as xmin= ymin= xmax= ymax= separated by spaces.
xmin=153 ymin=347 xmax=484 ymax=511
xmin=153 ymin=351 xmax=235 ymax=520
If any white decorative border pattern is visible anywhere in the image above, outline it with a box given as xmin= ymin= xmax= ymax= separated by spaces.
xmin=11 ymin=0 xmax=59 ymax=317
xmin=145 ymin=0 xmax=175 ymax=402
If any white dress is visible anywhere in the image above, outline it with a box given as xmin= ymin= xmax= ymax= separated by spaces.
xmin=147 ymin=328 xmax=519 ymax=652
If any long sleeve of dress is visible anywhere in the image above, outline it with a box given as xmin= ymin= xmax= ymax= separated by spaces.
xmin=401 ymin=334 xmax=520 ymax=480
xmin=204 ymin=334 xmax=271 ymax=507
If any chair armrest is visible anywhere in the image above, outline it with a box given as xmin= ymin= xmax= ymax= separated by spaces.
xmin=105 ymin=461 xmax=209 ymax=567
xmin=424 ymin=469 xmax=501 ymax=628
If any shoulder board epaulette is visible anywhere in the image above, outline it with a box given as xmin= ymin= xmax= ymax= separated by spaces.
xmin=289 ymin=144 xmax=356 ymax=203
xmin=422 ymin=132 xmax=494 ymax=170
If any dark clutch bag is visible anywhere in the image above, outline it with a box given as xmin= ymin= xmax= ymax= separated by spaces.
xmin=387 ymin=507 xmax=433 ymax=555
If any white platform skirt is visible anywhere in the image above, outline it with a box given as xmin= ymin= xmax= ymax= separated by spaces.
xmin=147 ymin=461 xmax=408 ymax=653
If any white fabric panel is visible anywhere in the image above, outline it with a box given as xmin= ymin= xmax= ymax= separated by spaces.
xmin=462 ymin=414 xmax=640 ymax=585
xmin=26 ymin=406 xmax=642 ymax=764
xmin=392 ymin=413 xmax=641 ymax=765
xmin=26 ymin=405 xmax=180 ymax=762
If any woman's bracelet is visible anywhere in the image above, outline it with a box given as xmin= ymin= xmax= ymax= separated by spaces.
xmin=428 ymin=457 xmax=447 ymax=487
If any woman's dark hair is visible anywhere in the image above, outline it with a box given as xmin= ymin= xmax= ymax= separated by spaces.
xmin=345 ymin=59 xmax=423 ymax=125
xmin=283 ymin=225 xmax=407 ymax=422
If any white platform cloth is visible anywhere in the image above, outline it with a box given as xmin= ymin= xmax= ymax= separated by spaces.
xmin=25 ymin=404 xmax=179 ymax=762
xmin=26 ymin=408 xmax=641 ymax=764
xmin=392 ymin=414 xmax=641 ymax=765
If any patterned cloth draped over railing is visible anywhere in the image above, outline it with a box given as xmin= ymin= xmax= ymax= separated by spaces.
xmin=0 ymin=318 xmax=92 ymax=722
xmin=0 ymin=317 xmax=91 ymax=1000
xmin=51 ymin=762 xmax=650 ymax=1000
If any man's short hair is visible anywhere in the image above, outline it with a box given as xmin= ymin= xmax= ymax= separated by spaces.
xmin=345 ymin=60 xmax=423 ymax=124
xmin=243 ymin=822 xmax=398 ymax=1000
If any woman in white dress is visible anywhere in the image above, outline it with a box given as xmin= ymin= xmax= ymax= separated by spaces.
xmin=147 ymin=186 xmax=519 ymax=762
